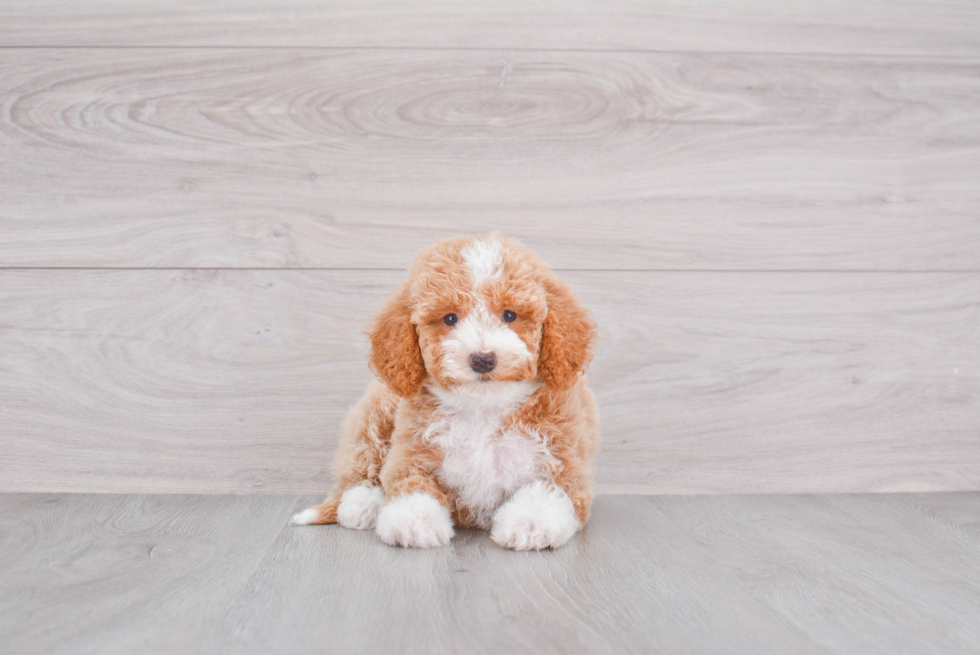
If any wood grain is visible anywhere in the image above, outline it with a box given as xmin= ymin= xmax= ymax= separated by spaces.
xmin=2 ymin=269 xmax=977 ymax=495
xmin=0 ymin=494 xmax=295 ymax=654
xmin=1 ymin=0 xmax=979 ymax=55
xmin=648 ymin=493 xmax=980 ymax=653
xmin=1 ymin=493 xmax=978 ymax=654
xmin=2 ymin=1 xmax=978 ymax=500
xmin=1 ymin=49 xmax=978 ymax=270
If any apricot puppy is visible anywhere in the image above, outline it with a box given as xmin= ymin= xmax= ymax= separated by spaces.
xmin=291 ymin=234 xmax=599 ymax=550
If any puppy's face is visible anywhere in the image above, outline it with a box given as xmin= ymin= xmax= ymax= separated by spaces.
xmin=369 ymin=235 xmax=595 ymax=400
xmin=411 ymin=238 xmax=548 ymax=391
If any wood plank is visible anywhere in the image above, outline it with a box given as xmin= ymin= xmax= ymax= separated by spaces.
xmin=1 ymin=49 xmax=978 ymax=271
xmin=648 ymin=493 xmax=980 ymax=653
xmin=216 ymin=494 xmax=821 ymax=655
xmin=1 ymin=269 xmax=977 ymax=495
xmin=1 ymin=493 xmax=978 ymax=654
xmin=1 ymin=0 xmax=979 ymax=55
xmin=0 ymin=493 xmax=296 ymax=654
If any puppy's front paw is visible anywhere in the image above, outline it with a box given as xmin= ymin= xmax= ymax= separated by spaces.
xmin=337 ymin=485 xmax=385 ymax=530
xmin=376 ymin=492 xmax=454 ymax=548
xmin=491 ymin=481 xmax=579 ymax=551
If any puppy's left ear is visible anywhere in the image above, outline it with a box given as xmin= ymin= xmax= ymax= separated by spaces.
xmin=368 ymin=283 xmax=425 ymax=397
xmin=538 ymin=274 xmax=597 ymax=391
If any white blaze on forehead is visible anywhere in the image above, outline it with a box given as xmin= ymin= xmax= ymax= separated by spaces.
xmin=461 ymin=238 xmax=503 ymax=287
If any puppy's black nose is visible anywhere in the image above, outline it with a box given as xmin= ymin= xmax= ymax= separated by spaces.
xmin=469 ymin=353 xmax=497 ymax=374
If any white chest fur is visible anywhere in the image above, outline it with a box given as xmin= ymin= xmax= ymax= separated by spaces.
xmin=425 ymin=384 xmax=554 ymax=529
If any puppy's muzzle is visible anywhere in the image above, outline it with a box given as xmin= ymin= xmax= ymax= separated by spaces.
xmin=469 ymin=352 xmax=497 ymax=374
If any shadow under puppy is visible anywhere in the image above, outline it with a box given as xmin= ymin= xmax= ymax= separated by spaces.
xmin=292 ymin=234 xmax=599 ymax=550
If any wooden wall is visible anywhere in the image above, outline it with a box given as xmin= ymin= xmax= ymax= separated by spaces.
xmin=2 ymin=0 xmax=978 ymax=494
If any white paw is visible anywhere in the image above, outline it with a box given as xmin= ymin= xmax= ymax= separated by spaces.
xmin=337 ymin=485 xmax=385 ymax=530
xmin=491 ymin=481 xmax=579 ymax=551
xmin=376 ymin=492 xmax=454 ymax=548
xmin=290 ymin=507 xmax=321 ymax=526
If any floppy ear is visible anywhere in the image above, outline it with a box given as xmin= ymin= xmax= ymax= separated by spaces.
xmin=538 ymin=275 xmax=597 ymax=391
xmin=368 ymin=283 xmax=425 ymax=397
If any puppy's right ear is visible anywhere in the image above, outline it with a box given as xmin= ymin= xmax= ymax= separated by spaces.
xmin=368 ymin=283 xmax=425 ymax=397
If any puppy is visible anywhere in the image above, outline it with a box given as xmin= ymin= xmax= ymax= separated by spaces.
xmin=291 ymin=234 xmax=599 ymax=550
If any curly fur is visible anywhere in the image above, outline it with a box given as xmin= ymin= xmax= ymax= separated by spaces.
xmin=538 ymin=274 xmax=598 ymax=391
xmin=368 ymin=284 xmax=426 ymax=398
xmin=292 ymin=234 xmax=600 ymax=550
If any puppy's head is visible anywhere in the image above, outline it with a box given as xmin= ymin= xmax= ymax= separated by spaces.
xmin=368 ymin=234 xmax=596 ymax=400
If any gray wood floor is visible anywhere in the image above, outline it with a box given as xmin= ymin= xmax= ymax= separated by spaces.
xmin=1 ymin=0 xmax=978 ymax=496
xmin=1 ymin=492 xmax=977 ymax=655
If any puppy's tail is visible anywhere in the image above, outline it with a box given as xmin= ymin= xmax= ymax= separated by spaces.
xmin=290 ymin=495 xmax=340 ymax=526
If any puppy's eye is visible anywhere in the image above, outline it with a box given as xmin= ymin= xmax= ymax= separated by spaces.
xmin=443 ymin=313 xmax=458 ymax=326
xmin=502 ymin=310 xmax=517 ymax=323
